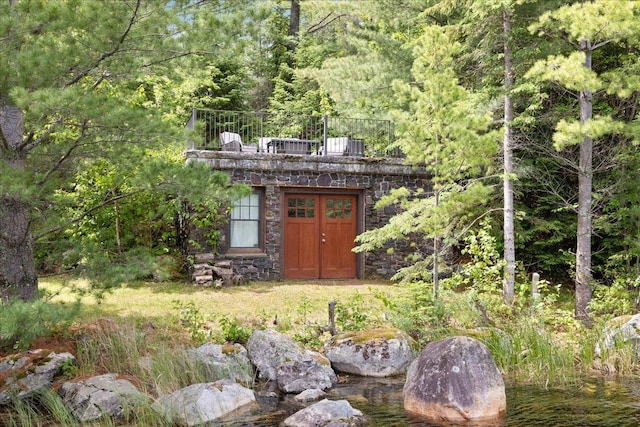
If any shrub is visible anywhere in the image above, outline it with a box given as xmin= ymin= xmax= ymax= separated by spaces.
xmin=0 ymin=297 xmax=80 ymax=352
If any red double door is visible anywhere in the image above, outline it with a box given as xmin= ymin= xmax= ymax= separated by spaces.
xmin=284 ymin=194 xmax=358 ymax=279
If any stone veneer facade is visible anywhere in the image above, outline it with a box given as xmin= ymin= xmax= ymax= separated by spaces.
xmin=185 ymin=150 xmax=432 ymax=281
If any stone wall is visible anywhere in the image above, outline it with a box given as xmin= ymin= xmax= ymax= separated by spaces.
xmin=185 ymin=151 xmax=432 ymax=281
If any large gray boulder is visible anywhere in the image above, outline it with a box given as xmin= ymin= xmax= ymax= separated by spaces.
xmin=246 ymin=328 xmax=306 ymax=381
xmin=186 ymin=342 xmax=254 ymax=386
xmin=153 ymin=379 xmax=256 ymax=426
xmin=282 ymin=398 xmax=367 ymax=427
xmin=595 ymin=314 xmax=640 ymax=358
xmin=58 ymin=373 xmax=147 ymax=422
xmin=403 ymin=336 xmax=506 ymax=423
xmin=276 ymin=358 xmax=337 ymax=393
xmin=247 ymin=329 xmax=337 ymax=393
xmin=0 ymin=349 xmax=76 ymax=405
xmin=324 ymin=328 xmax=416 ymax=377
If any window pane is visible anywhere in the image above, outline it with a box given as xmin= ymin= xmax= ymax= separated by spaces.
xmin=230 ymin=221 xmax=259 ymax=247
xmin=249 ymin=205 xmax=259 ymax=219
xmin=230 ymin=192 xmax=261 ymax=248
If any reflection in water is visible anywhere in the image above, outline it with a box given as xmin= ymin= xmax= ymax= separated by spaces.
xmin=3 ymin=375 xmax=639 ymax=426
xmin=222 ymin=376 xmax=640 ymax=427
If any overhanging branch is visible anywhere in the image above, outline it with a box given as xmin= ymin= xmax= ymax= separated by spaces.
xmin=33 ymin=189 xmax=145 ymax=241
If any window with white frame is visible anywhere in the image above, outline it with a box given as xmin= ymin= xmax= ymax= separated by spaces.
xmin=229 ymin=191 xmax=261 ymax=249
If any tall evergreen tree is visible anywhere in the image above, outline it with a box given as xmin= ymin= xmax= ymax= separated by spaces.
xmin=354 ymin=25 xmax=498 ymax=294
xmin=527 ymin=0 xmax=640 ymax=324
xmin=0 ymin=1 xmax=246 ymax=300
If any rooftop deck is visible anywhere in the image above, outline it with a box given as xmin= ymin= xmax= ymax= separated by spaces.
xmin=185 ymin=109 xmax=401 ymax=158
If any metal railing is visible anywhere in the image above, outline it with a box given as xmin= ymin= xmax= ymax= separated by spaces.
xmin=185 ymin=109 xmax=400 ymax=158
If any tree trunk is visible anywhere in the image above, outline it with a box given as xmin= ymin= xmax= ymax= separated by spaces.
xmin=289 ymin=0 xmax=300 ymax=38
xmin=0 ymin=104 xmax=38 ymax=302
xmin=575 ymin=40 xmax=593 ymax=325
xmin=0 ymin=197 xmax=38 ymax=302
xmin=502 ymin=6 xmax=516 ymax=305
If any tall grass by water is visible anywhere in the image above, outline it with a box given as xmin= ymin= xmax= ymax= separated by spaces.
xmin=29 ymin=277 xmax=640 ymax=385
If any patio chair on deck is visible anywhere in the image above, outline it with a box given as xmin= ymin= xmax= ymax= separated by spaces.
xmin=220 ymin=132 xmax=243 ymax=151
xmin=325 ymin=137 xmax=349 ymax=155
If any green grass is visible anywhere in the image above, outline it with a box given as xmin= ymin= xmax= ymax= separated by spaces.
xmin=42 ymin=278 xmax=399 ymax=325
xmin=18 ymin=276 xmax=640 ymax=392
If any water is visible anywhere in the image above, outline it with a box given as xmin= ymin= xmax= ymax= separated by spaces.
xmin=3 ymin=376 xmax=640 ymax=426
xmin=224 ymin=376 xmax=640 ymax=426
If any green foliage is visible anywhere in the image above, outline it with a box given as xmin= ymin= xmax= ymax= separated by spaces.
xmin=0 ymin=298 xmax=80 ymax=352
xmin=590 ymin=278 xmax=638 ymax=318
xmin=58 ymin=357 xmax=78 ymax=380
xmin=173 ymin=300 xmax=252 ymax=345
xmin=291 ymin=323 xmax=325 ymax=350
xmin=481 ymin=320 xmax=580 ymax=385
xmin=448 ymin=221 xmax=505 ymax=290
xmin=335 ymin=291 xmax=383 ymax=332
xmin=217 ymin=315 xmax=251 ymax=344
xmin=288 ymin=296 xmax=325 ymax=349
xmin=173 ymin=300 xmax=211 ymax=344
xmin=374 ymin=281 xmax=452 ymax=345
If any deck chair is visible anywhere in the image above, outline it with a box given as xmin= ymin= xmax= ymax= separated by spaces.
xmin=220 ymin=132 xmax=243 ymax=151
xmin=258 ymin=137 xmax=273 ymax=153
xmin=325 ymin=137 xmax=349 ymax=155
xmin=346 ymin=139 xmax=364 ymax=156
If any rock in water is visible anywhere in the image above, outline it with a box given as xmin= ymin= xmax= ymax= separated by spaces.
xmin=282 ymin=398 xmax=367 ymax=427
xmin=324 ymin=328 xmax=416 ymax=377
xmin=153 ymin=380 xmax=256 ymax=426
xmin=403 ymin=336 xmax=506 ymax=423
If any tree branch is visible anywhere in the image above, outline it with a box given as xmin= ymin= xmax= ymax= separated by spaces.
xmin=36 ymin=122 xmax=88 ymax=186
xmin=33 ymin=189 xmax=146 ymax=241
xmin=306 ymin=13 xmax=345 ymax=34
xmin=64 ymin=0 xmax=141 ymax=88
xmin=19 ymin=117 xmax=64 ymax=153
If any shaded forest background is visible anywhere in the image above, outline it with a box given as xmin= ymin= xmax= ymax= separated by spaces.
xmin=2 ymin=0 xmax=640 ymax=323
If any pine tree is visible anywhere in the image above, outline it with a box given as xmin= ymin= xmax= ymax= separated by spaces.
xmin=0 ymin=1 xmax=247 ymax=300
xmin=354 ymin=25 xmax=498 ymax=296
xmin=526 ymin=0 xmax=640 ymax=324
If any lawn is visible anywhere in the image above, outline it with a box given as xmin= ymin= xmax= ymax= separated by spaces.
xmin=41 ymin=277 xmax=404 ymax=332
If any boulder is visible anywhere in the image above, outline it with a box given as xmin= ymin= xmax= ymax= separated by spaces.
xmin=247 ymin=329 xmax=337 ymax=392
xmin=595 ymin=314 xmax=640 ymax=358
xmin=282 ymin=398 xmax=367 ymax=427
xmin=153 ymin=379 xmax=256 ymax=426
xmin=58 ymin=373 xmax=147 ymax=422
xmin=0 ymin=349 xmax=76 ymax=405
xmin=247 ymin=329 xmax=304 ymax=381
xmin=403 ymin=336 xmax=506 ymax=423
xmin=324 ymin=328 xmax=416 ymax=377
xmin=276 ymin=358 xmax=337 ymax=393
xmin=186 ymin=342 xmax=254 ymax=386
xmin=293 ymin=388 xmax=327 ymax=403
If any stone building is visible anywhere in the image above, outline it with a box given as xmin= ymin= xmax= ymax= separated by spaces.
xmin=185 ymin=110 xmax=432 ymax=282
